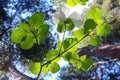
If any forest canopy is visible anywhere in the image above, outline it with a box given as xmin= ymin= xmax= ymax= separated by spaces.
xmin=0 ymin=0 xmax=120 ymax=80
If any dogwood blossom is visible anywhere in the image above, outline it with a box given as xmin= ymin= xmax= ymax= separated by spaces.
xmin=52 ymin=4 xmax=89 ymax=28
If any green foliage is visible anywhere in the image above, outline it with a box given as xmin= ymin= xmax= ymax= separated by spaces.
xmin=57 ymin=21 xmax=65 ymax=33
xmin=66 ymin=0 xmax=78 ymax=6
xmin=79 ymin=0 xmax=89 ymax=5
xmin=19 ymin=23 xmax=30 ymax=31
xmin=37 ymin=24 xmax=49 ymax=44
xmin=29 ymin=62 xmax=41 ymax=75
xmin=88 ymin=7 xmax=102 ymax=23
xmin=97 ymin=24 xmax=111 ymax=36
xmin=11 ymin=4 xmax=112 ymax=78
xmin=77 ymin=55 xmax=87 ymax=70
xmin=80 ymin=55 xmax=87 ymax=62
xmin=46 ymin=50 xmax=60 ymax=62
xmin=81 ymin=58 xmax=94 ymax=71
xmin=97 ymin=19 xmax=104 ymax=26
xmin=11 ymin=28 xmax=27 ymax=43
xmin=63 ymin=52 xmax=79 ymax=63
xmin=28 ymin=12 xmax=44 ymax=29
xmin=20 ymin=33 xmax=35 ymax=49
xmin=48 ymin=62 xmax=60 ymax=73
xmin=63 ymin=38 xmax=78 ymax=52
xmin=89 ymin=36 xmax=100 ymax=46
xmin=58 ymin=38 xmax=78 ymax=52
xmin=84 ymin=19 xmax=97 ymax=32
xmin=42 ymin=64 xmax=49 ymax=74
xmin=77 ymin=62 xmax=82 ymax=69
xmin=11 ymin=12 xmax=49 ymax=49
xmin=57 ymin=41 xmax=64 ymax=51
xmin=65 ymin=18 xmax=75 ymax=31
xmin=66 ymin=0 xmax=88 ymax=6
xmin=74 ymin=29 xmax=85 ymax=41
xmin=57 ymin=18 xmax=74 ymax=33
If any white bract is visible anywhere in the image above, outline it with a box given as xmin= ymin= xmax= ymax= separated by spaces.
xmin=52 ymin=4 xmax=89 ymax=28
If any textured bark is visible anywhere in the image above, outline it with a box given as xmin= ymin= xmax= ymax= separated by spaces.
xmin=8 ymin=63 xmax=35 ymax=80
xmin=78 ymin=44 xmax=120 ymax=59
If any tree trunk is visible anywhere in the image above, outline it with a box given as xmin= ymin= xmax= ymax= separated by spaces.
xmin=8 ymin=62 xmax=35 ymax=80
xmin=78 ymin=44 xmax=120 ymax=59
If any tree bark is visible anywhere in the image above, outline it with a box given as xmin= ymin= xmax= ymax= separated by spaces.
xmin=78 ymin=44 xmax=120 ymax=59
xmin=8 ymin=63 xmax=35 ymax=80
xmin=1 ymin=60 xmax=35 ymax=80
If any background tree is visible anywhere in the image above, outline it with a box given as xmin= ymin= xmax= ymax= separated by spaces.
xmin=0 ymin=0 xmax=56 ymax=79
xmin=59 ymin=0 xmax=120 ymax=79
xmin=0 ymin=0 xmax=120 ymax=80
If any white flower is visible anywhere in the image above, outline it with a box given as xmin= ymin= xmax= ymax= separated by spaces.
xmin=52 ymin=4 xmax=89 ymax=28
xmin=52 ymin=5 xmax=70 ymax=25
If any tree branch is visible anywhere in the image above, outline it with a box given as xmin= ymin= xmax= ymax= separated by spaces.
xmin=78 ymin=44 xmax=120 ymax=59
xmin=8 ymin=63 xmax=35 ymax=80
xmin=94 ymin=58 xmax=119 ymax=66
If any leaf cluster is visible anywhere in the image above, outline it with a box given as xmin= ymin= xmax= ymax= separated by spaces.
xmin=10 ymin=1 xmax=111 ymax=79
xmin=11 ymin=12 xmax=49 ymax=49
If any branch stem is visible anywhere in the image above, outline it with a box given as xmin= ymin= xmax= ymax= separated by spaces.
xmin=36 ymin=24 xmax=91 ymax=79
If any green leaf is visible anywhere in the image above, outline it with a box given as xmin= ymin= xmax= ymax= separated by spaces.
xmin=57 ymin=21 xmax=65 ymax=33
xmin=69 ymin=52 xmax=79 ymax=63
xmin=77 ymin=62 xmax=82 ymax=69
xmin=74 ymin=29 xmax=85 ymax=41
xmin=63 ymin=52 xmax=72 ymax=61
xmin=19 ymin=23 xmax=30 ymax=32
xmin=29 ymin=62 xmax=41 ymax=75
xmin=21 ymin=35 xmax=27 ymax=42
xmin=37 ymin=24 xmax=49 ymax=44
xmin=80 ymin=55 xmax=87 ymax=62
xmin=42 ymin=65 xmax=49 ymax=74
xmin=89 ymin=36 xmax=100 ymax=46
xmin=57 ymin=41 xmax=64 ymax=52
xmin=84 ymin=19 xmax=97 ymax=32
xmin=97 ymin=24 xmax=111 ymax=36
xmin=20 ymin=33 xmax=35 ymax=49
xmin=97 ymin=19 xmax=104 ymax=26
xmin=46 ymin=50 xmax=59 ymax=61
xmin=81 ymin=58 xmax=94 ymax=71
xmin=88 ymin=7 xmax=102 ymax=22
xmin=68 ymin=40 xmax=78 ymax=52
xmin=11 ymin=28 xmax=27 ymax=43
xmin=37 ymin=25 xmax=49 ymax=38
xmin=66 ymin=0 xmax=78 ymax=6
xmin=28 ymin=12 xmax=44 ymax=29
xmin=65 ymin=18 xmax=75 ymax=31
xmin=57 ymin=40 xmax=70 ymax=52
xmin=63 ymin=52 xmax=79 ymax=63
xmin=79 ymin=0 xmax=88 ymax=5
xmin=62 ymin=39 xmax=71 ymax=51
xmin=48 ymin=62 xmax=60 ymax=73
xmin=63 ymin=38 xmax=78 ymax=52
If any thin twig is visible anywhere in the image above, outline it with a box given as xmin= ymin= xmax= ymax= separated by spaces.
xmin=31 ymin=31 xmax=39 ymax=44
xmin=36 ymin=25 xmax=91 ymax=79
xmin=94 ymin=58 xmax=119 ymax=66
xmin=59 ymin=22 xmax=66 ymax=53
xmin=36 ymin=22 xmax=67 ymax=80
xmin=42 ymin=31 xmax=90 ymax=66
xmin=36 ymin=64 xmax=43 ymax=80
